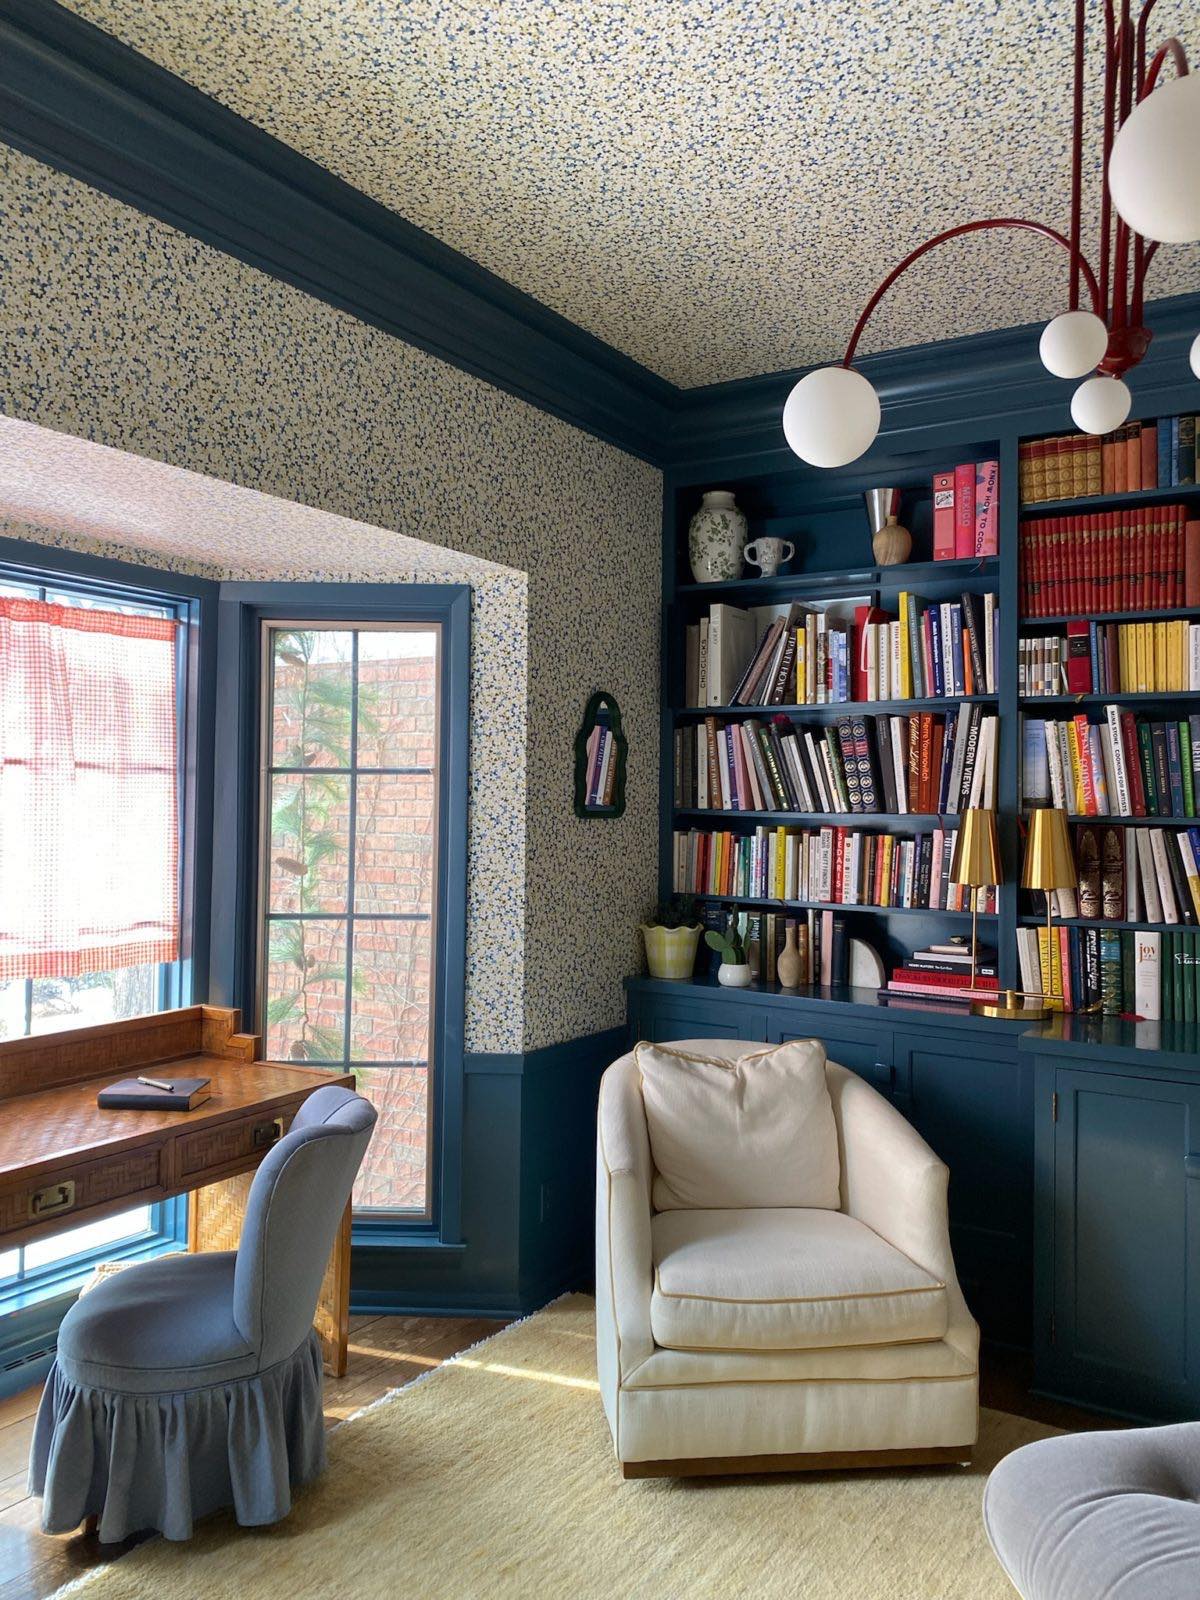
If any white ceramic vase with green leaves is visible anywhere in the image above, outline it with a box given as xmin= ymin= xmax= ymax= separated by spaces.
xmin=688 ymin=490 xmax=748 ymax=583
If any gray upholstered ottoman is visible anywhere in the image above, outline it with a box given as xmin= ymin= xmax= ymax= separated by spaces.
xmin=984 ymin=1424 xmax=1200 ymax=1599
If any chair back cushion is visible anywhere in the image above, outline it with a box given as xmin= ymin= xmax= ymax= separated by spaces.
xmin=233 ymin=1085 xmax=376 ymax=1367
xmin=636 ymin=1039 xmax=839 ymax=1211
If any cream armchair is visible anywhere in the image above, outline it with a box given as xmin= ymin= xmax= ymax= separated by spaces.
xmin=596 ymin=1038 xmax=979 ymax=1478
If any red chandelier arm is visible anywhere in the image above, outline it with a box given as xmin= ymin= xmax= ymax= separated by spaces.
xmin=1132 ymin=238 xmax=1160 ymax=322
xmin=1141 ymin=36 xmax=1190 ymax=95
xmin=841 ymin=220 xmax=1103 ymax=369
xmin=1069 ymin=0 xmax=1086 ymax=310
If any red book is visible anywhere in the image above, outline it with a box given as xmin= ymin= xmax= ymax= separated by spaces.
xmin=1141 ymin=424 xmax=1158 ymax=490
xmin=1185 ymin=520 xmax=1200 ymax=608
xmin=932 ymin=471 xmax=956 ymax=559
xmin=1114 ymin=426 xmax=1129 ymax=494
xmin=852 ymin=605 xmax=888 ymax=702
xmin=1121 ymin=711 xmax=1148 ymax=816
xmin=1125 ymin=424 xmax=1142 ymax=493
xmin=1066 ymin=621 xmax=1092 ymax=693
xmin=1101 ymin=434 xmax=1118 ymax=495
xmin=832 ymin=828 xmax=845 ymax=901
xmin=974 ymin=459 xmax=999 ymax=556
xmin=954 ymin=463 xmax=976 ymax=558
xmin=1174 ymin=506 xmax=1186 ymax=609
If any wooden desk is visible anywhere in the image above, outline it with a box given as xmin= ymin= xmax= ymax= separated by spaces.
xmin=0 ymin=1006 xmax=355 ymax=1375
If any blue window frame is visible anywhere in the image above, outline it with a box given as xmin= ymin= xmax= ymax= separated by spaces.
xmin=0 ymin=538 xmax=216 ymax=1371
xmin=211 ymin=583 xmax=470 ymax=1247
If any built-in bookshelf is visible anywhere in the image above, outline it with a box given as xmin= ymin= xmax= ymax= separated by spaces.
xmin=658 ymin=410 xmax=1200 ymax=1017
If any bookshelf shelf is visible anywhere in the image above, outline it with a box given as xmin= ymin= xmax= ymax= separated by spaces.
xmin=1020 ymin=608 xmax=1200 ymax=627
xmin=1020 ymin=482 xmax=1200 ymax=517
xmin=694 ymin=892 xmax=991 ymax=920
xmin=1019 ymin=914 xmax=1194 ymax=934
xmin=673 ymin=808 xmax=961 ymax=827
xmin=674 ymin=555 xmax=999 ymax=604
xmin=1039 ymin=813 xmax=1200 ymax=827
xmin=1021 ymin=692 xmax=1200 ymax=707
xmin=674 ymin=695 xmax=998 ymax=719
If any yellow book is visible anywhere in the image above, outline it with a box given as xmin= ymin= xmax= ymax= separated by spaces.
xmin=1176 ymin=620 xmax=1188 ymax=693
xmin=1178 ymin=831 xmax=1200 ymax=921
xmin=1117 ymin=624 xmax=1130 ymax=692
xmin=1036 ymin=926 xmax=1065 ymax=1011
xmin=897 ymin=592 xmax=912 ymax=700
xmin=1154 ymin=622 xmax=1167 ymax=693
xmin=880 ymin=834 xmax=894 ymax=906
xmin=1066 ymin=720 xmax=1086 ymax=813
xmin=774 ymin=827 xmax=788 ymax=900
xmin=795 ymin=628 xmax=807 ymax=705
xmin=1136 ymin=623 xmax=1150 ymax=693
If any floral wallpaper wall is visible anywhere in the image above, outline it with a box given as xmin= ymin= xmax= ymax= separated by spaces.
xmin=0 ymin=145 xmax=662 ymax=1054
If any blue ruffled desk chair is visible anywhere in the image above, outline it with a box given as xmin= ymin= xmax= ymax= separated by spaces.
xmin=29 ymin=1085 xmax=376 ymax=1542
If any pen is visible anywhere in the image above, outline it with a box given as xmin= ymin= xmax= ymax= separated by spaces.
xmin=137 ymin=1075 xmax=177 ymax=1092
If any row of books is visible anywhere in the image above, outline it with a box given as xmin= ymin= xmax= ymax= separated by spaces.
xmin=1017 ymin=925 xmax=1200 ymax=1021
xmin=582 ymin=718 xmax=619 ymax=808
xmin=881 ymin=940 xmax=999 ymax=1006
xmin=686 ymin=592 xmax=998 ymax=709
xmin=724 ymin=909 xmax=854 ymax=989
xmin=1023 ymin=711 xmax=1200 ymax=819
xmin=674 ymin=707 xmax=1000 ymax=816
xmin=930 ymin=460 xmax=999 ymax=560
xmin=1029 ymin=821 xmax=1200 ymax=925
xmin=1018 ymin=416 xmax=1198 ymax=504
xmin=1018 ymin=621 xmax=1200 ymax=697
xmin=1018 ymin=505 xmax=1198 ymax=617
xmin=671 ymin=825 xmax=998 ymax=913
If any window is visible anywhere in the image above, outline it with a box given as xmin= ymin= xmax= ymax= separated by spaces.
xmin=0 ymin=562 xmax=197 ymax=1305
xmin=258 ymin=624 xmax=442 ymax=1218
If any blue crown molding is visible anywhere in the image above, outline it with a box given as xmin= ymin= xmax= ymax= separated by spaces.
xmin=0 ymin=0 xmax=674 ymax=464
xmin=666 ymin=294 xmax=1200 ymax=483
xmin=2 ymin=0 xmax=1198 ymax=482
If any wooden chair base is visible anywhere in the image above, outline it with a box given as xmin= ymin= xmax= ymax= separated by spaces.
xmin=620 ymin=1444 xmax=973 ymax=1479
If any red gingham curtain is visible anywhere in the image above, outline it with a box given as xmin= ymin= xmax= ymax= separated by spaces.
xmin=0 ymin=597 xmax=180 ymax=980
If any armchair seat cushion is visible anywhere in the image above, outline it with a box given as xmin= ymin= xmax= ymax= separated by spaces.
xmin=650 ymin=1207 xmax=949 ymax=1353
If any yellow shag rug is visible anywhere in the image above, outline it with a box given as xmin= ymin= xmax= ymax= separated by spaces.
xmin=57 ymin=1295 xmax=1049 ymax=1600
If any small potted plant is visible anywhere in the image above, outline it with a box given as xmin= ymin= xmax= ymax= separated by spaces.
xmin=705 ymin=919 xmax=753 ymax=988
xmin=641 ymin=895 xmax=704 ymax=980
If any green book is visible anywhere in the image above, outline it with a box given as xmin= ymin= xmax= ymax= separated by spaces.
xmin=1184 ymin=932 xmax=1198 ymax=1026
xmin=1175 ymin=931 xmax=1187 ymax=1019
xmin=1183 ymin=723 xmax=1196 ymax=818
xmin=1121 ymin=930 xmax=1135 ymax=1013
xmin=1138 ymin=723 xmax=1159 ymax=814
xmin=1162 ymin=933 xmax=1174 ymax=1021
xmin=1100 ymin=927 xmax=1122 ymax=1016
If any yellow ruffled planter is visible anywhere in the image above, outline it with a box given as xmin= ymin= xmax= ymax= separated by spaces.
xmin=641 ymin=923 xmax=702 ymax=981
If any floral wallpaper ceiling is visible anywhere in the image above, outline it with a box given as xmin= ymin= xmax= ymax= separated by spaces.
xmin=62 ymin=0 xmax=1200 ymax=388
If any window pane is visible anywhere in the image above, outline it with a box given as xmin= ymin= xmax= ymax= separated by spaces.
xmin=270 ymin=630 xmax=353 ymax=768
xmin=350 ymin=919 xmax=431 ymax=1063
xmin=0 ymin=1248 xmax=18 ymax=1281
xmin=356 ymin=630 xmax=438 ymax=770
xmin=264 ymin=919 xmax=348 ymax=1062
xmin=23 ymin=1206 xmax=153 ymax=1270
xmin=353 ymin=1067 xmax=428 ymax=1211
xmin=20 ymin=966 xmax=159 ymax=1037
xmin=354 ymin=773 xmax=435 ymax=915
xmin=267 ymin=774 xmax=351 ymax=913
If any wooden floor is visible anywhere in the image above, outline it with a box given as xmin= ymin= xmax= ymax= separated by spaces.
xmin=0 ymin=1318 xmax=1118 ymax=1600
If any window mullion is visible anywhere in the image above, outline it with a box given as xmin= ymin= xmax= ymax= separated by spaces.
xmin=342 ymin=632 xmax=360 ymax=1070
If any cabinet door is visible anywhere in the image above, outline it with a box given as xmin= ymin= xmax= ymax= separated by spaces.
xmin=1043 ymin=1067 xmax=1200 ymax=1420
xmin=769 ymin=1017 xmax=894 ymax=1098
xmin=896 ymin=1032 xmax=1032 ymax=1349
xmin=630 ymin=995 xmax=769 ymax=1046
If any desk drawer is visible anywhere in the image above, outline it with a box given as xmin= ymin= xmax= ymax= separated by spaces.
xmin=177 ymin=1107 xmax=293 ymax=1179
xmin=0 ymin=1144 xmax=164 ymax=1239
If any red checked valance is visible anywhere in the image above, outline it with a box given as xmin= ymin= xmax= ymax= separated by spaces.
xmin=0 ymin=597 xmax=180 ymax=981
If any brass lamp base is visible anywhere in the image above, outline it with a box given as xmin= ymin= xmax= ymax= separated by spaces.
xmin=970 ymin=988 xmax=1050 ymax=1021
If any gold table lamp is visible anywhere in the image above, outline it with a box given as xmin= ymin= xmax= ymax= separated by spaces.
xmin=949 ymin=808 xmax=1001 ymax=996
xmin=975 ymin=807 xmax=1077 ymax=1020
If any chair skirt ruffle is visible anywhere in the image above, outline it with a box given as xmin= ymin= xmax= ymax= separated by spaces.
xmin=28 ymin=1327 xmax=327 ymax=1542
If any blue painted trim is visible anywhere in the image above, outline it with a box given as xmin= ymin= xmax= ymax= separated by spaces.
xmin=210 ymin=581 xmax=471 ymax=1247
xmin=0 ymin=0 xmax=672 ymax=464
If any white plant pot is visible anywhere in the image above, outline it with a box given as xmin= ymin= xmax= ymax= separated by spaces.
xmin=717 ymin=962 xmax=752 ymax=988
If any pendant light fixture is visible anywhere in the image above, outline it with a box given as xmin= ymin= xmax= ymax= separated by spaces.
xmin=783 ymin=0 xmax=1199 ymax=468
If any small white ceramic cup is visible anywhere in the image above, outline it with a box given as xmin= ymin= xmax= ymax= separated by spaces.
xmin=743 ymin=537 xmax=795 ymax=577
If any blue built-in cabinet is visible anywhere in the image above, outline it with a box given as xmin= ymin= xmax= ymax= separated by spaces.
xmin=630 ymin=974 xmax=1200 ymax=1421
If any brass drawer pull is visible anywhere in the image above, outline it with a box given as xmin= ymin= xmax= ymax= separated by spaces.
xmin=29 ymin=1180 xmax=76 ymax=1219
xmin=252 ymin=1117 xmax=284 ymax=1150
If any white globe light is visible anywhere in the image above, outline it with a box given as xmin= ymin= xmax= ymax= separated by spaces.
xmin=1070 ymin=375 xmax=1133 ymax=436
xmin=1108 ymin=73 xmax=1200 ymax=243
xmin=782 ymin=366 xmax=881 ymax=468
xmin=1191 ymin=332 xmax=1200 ymax=380
xmin=1039 ymin=310 xmax=1110 ymax=379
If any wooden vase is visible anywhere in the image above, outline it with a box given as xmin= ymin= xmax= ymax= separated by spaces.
xmin=872 ymin=514 xmax=912 ymax=566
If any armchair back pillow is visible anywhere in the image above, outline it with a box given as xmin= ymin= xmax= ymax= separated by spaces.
xmin=636 ymin=1039 xmax=840 ymax=1211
